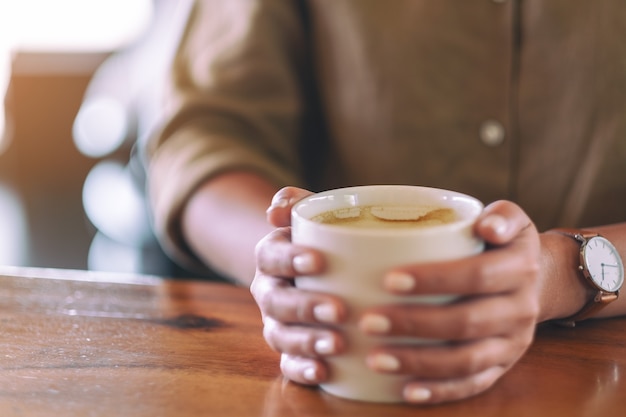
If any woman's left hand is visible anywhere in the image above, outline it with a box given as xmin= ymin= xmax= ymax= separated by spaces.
xmin=359 ymin=200 xmax=542 ymax=404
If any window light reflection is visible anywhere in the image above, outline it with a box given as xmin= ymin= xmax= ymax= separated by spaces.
xmin=4 ymin=0 xmax=153 ymax=53
xmin=0 ymin=184 xmax=28 ymax=266
xmin=0 ymin=0 xmax=153 ymax=153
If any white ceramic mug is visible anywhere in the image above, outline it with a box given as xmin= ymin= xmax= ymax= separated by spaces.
xmin=291 ymin=185 xmax=485 ymax=403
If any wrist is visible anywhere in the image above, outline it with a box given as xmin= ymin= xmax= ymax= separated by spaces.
xmin=537 ymin=231 xmax=589 ymax=322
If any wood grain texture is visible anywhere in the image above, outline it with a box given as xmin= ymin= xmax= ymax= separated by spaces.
xmin=1 ymin=268 xmax=625 ymax=416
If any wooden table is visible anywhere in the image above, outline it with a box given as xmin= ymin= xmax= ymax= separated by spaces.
xmin=1 ymin=266 xmax=625 ymax=417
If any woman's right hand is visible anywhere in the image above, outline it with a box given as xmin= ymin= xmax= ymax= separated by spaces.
xmin=250 ymin=187 xmax=349 ymax=384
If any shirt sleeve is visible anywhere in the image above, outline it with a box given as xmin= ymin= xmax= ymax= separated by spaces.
xmin=144 ymin=0 xmax=308 ymax=272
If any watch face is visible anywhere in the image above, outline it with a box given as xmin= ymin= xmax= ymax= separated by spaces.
xmin=583 ymin=236 xmax=625 ymax=292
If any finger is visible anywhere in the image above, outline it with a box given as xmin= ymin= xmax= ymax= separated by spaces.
xmin=382 ymin=242 xmax=540 ymax=298
xmin=251 ymin=271 xmax=346 ymax=325
xmin=266 ymin=187 xmax=314 ymax=227
xmin=402 ymin=365 xmax=507 ymax=404
xmin=475 ymin=200 xmax=536 ymax=246
xmin=366 ymin=333 xmax=532 ymax=380
xmin=255 ymin=227 xmax=325 ymax=277
xmin=280 ymin=353 xmax=329 ymax=386
xmin=358 ymin=288 xmax=539 ymax=340
xmin=262 ymin=316 xmax=345 ymax=357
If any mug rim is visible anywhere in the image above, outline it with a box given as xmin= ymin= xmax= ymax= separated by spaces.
xmin=291 ymin=185 xmax=484 ymax=236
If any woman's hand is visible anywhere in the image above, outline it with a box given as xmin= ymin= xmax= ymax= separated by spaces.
xmin=251 ymin=191 xmax=543 ymax=405
xmin=359 ymin=200 xmax=542 ymax=404
xmin=251 ymin=187 xmax=349 ymax=383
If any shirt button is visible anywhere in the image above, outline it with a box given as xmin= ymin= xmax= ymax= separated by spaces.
xmin=479 ymin=120 xmax=505 ymax=147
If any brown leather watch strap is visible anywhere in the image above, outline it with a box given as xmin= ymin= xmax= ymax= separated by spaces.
xmin=555 ymin=290 xmax=618 ymax=328
xmin=549 ymin=228 xmax=597 ymax=242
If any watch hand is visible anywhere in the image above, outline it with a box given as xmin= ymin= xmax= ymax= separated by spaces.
xmin=600 ymin=263 xmax=620 ymax=289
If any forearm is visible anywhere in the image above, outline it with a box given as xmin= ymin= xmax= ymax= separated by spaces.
xmin=181 ymin=171 xmax=279 ymax=286
xmin=538 ymin=222 xmax=626 ymax=323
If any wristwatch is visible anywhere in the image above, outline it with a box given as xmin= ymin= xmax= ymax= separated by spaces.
xmin=549 ymin=228 xmax=624 ymax=327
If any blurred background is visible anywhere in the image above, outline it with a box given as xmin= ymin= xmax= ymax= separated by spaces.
xmin=0 ymin=0 xmax=194 ymax=277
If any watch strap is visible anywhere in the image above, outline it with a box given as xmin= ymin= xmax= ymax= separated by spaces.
xmin=550 ymin=228 xmax=598 ymax=243
xmin=555 ymin=290 xmax=618 ymax=328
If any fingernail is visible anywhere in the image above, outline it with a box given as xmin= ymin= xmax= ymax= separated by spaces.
xmin=367 ymin=353 xmax=401 ymax=372
xmin=482 ymin=214 xmax=507 ymax=236
xmin=303 ymin=367 xmax=318 ymax=382
xmin=313 ymin=303 xmax=339 ymax=324
xmin=359 ymin=313 xmax=392 ymax=334
xmin=271 ymin=196 xmax=289 ymax=209
xmin=405 ymin=386 xmax=432 ymax=403
xmin=384 ymin=271 xmax=415 ymax=292
xmin=314 ymin=337 xmax=336 ymax=355
xmin=293 ymin=253 xmax=316 ymax=274
xmin=266 ymin=198 xmax=288 ymax=216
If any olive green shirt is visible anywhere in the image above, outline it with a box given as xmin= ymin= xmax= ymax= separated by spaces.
xmin=146 ymin=0 xmax=626 ymax=271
